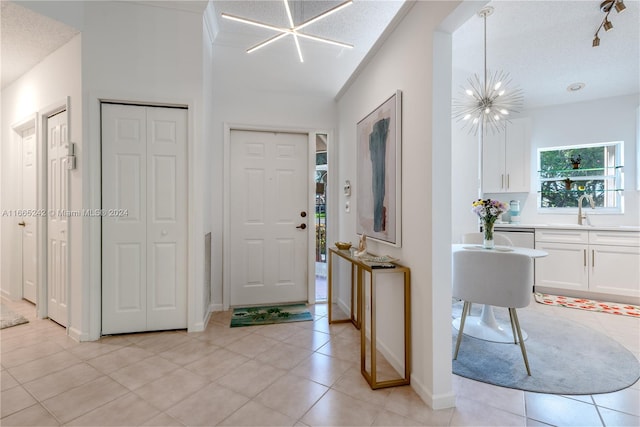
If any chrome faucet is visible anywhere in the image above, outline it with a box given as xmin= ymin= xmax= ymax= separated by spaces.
xmin=577 ymin=194 xmax=595 ymax=225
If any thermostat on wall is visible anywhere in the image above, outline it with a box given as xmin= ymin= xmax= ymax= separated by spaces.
xmin=66 ymin=142 xmax=77 ymax=170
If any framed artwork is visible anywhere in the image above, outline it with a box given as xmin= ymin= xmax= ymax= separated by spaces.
xmin=356 ymin=90 xmax=402 ymax=247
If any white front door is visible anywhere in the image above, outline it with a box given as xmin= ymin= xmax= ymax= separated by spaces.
xmin=21 ymin=127 xmax=37 ymax=303
xmin=230 ymin=130 xmax=309 ymax=306
xmin=101 ymin=103 xmax=187 ymax=334
xmin=47 ymin=111 xmax=69 ymax=326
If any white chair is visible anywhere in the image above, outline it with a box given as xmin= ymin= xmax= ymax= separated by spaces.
xmin=458 ymin=233 xmax=514 ymax=314
xmin=461 ymin=232 xmax=513 ymax=246
xmin=452 ymin=249 xmax=533 ymax=375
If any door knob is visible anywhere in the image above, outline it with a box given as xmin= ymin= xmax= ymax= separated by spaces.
xmin=18 ymin=221 xmax=26 ymax=227
xmin=296 ymin=223 xmax=307 ymax=230
xmin=300 ymin=211 xmax=307 ymax=218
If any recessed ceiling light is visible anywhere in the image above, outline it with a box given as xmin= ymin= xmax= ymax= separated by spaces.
xmin=567 ymin=82 xmax=586 ymax=92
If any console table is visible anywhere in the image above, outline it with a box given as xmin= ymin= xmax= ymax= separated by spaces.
xmin=327 ymin=247 xmax=411 ymax=389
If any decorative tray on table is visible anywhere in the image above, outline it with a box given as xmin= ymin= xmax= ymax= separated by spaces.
xmin=357 ymin=254 xmax=399 ymax=268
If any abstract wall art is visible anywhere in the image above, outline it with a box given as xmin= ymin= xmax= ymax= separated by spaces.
xmin=356 ymin=90 xmax=402 ymax=247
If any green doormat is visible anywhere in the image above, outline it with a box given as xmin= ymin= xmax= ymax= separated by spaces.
xmin=230 ymin=304 xmax=313 ymax=328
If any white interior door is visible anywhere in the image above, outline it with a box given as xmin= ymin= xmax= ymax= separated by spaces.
xmin=145 ymin=107 xmax=187 ymax=330
xmin=102 ymin=103 xmax=187 ymax=334
xmin=47 ymin=111 xmax=69 ymax=326
xmin=21 ymin=127 xmax=37 ymax=303
xmin=230 ymin=130 xmax=309 ymax=306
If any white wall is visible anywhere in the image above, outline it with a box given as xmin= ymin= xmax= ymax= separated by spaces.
xmin=516 ymin=94 xmax=640 ymax=226
xmin=336 ymin=1 xmax=461 ymax=409
xmin=80 ymin=1 xmax=209 ymax=338
xmin=452 ymin=94 xmax=640 ymax=232
xmin=451 ymin=124 xmax=481 ymax=241
xmin=211 ymin=43 xmax=337 ymax=308
xmin=0 ymin=35 xmax=83 ymax=310
xmin=4 ymin=1 xmax=210 ymax=339
xmin=202 ymin=2 xmax=217 ymax=320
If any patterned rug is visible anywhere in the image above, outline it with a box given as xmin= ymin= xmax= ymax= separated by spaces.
xmin=230 ymin=304 xmax=313 ymax=328
xmin=0 ymin=303 xmax=29 ymax=329
xmin=534 ymin=292 xmax=640 ymax=317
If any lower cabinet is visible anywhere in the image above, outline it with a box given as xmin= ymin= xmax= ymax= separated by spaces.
xmin=589 ymin=244 xmax=640 ymax=297
xmin=535 ymin=229 xmax=640 ymax=300
xmin=535 ymin=241 xmax=589 ymax=292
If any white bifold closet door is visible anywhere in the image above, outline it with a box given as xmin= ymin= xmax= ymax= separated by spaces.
xmin=101 ymin=103 xmax=187 ymax=334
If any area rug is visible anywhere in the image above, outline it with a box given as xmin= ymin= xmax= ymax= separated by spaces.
xmin=534 ymin=292 xmax=640 ymax=317
xmin=451 ymin=302 xmax=640 ymax=395
xmin=230 ymin=304 xmax=313 ymax=328
xmin=0 ymin=303 xmax=29 ymax=329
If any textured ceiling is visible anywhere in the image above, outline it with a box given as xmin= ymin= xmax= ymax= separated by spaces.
xmin=1 ymin=1 xmax=79 ymax=89
xmin=452 ymin=1 xmax=640 ymax=109
xmin=3 ymin=1 xmax=638 ymax=108
xmin=211 ymin=0 xmax=405 ymax=97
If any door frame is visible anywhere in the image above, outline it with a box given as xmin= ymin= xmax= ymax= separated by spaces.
xmin=223 ymin=123 xmax=323 ymax=309
xmin=10 ymin=99 xmax=71 ymax=321
xmin=87 ymin=94 xmax=197 ymax=340
xmin=38 ymin=99 xmax=71 ymax=323
xmin=100 ymin=102 xmax=189 ymax=334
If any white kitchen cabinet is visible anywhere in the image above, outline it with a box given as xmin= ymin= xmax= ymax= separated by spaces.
xmin=482 ymin=118 xmax=531 ymax=193
xmin=535 ymin=230 xmax=589 ymax=292
xmin=535 ymin=229 xmax=640 ymax=300
xmin=589 ymin=231 xmax=640 ymax=298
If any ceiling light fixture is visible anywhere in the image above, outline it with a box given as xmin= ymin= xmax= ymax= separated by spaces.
xmin=593 ymin=0 xmax=626 ymax=47
xmin=567 ymin=82 xmax=586 ymax=92
xmin=221 ymin=0 xmax=354 ymax=63
xmin=452 ymin=6 xmax=523 ymax=135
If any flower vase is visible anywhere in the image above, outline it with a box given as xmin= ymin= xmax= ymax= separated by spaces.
xmin=483 ymin=222 xmax=495 ymax=249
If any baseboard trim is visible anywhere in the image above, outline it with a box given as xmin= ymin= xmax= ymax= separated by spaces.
xmin=68 ymin=327 xmax=86 ymax=342
xmin=411 ymin=376 xmax=456 ymax=410
xmin=190 ymin=321 xmax=205 ymax=332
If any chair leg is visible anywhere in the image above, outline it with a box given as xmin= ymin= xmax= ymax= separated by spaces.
xmin=454 ymin=301 xmax=470 ymax=360
xmin=509 ymin=308 xmax=531 ymax=376
xmin=508 ymin=310 xmax=518 ymax=344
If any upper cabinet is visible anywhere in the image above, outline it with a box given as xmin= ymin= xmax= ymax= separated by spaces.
xmin=482 ymin=118 xmax=531 ymax=193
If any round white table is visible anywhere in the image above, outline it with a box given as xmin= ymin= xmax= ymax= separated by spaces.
xmin=451 ymin=243 xmax=548 ymax=343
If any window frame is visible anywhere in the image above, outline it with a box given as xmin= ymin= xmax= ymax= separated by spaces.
xmin=536 ymin=141 xmax=624 ymax=214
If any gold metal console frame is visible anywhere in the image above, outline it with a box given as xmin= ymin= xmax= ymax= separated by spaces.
xmin=327 ymin=247 xmax=411 ymax=389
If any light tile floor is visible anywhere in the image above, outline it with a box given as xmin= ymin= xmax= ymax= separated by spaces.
xmin=1 ymin=296 xmax=638 ymax=426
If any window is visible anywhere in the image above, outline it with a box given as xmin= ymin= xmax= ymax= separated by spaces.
xmin=537 ymin=141 xmax=623 ymax=212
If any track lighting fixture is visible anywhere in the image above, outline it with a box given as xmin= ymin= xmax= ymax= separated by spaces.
xmin=592 ymin=0 xmax=626 ymax=47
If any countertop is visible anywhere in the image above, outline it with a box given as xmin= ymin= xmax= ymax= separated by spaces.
xmin=493 ymin=223 xmax=640 ymax=232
